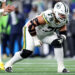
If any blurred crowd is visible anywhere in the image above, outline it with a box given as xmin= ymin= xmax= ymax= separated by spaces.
xmin=0 ymin=0 xmax=75 ymax=59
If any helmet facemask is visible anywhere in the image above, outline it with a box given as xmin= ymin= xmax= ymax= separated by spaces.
xmin=54 ymin=2 xmax=69 ymax=23
xmin=55 ymin=12 xmax=67 ymax=23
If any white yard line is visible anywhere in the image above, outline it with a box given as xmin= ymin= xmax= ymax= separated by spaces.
xmin=16 ymin=63 xmax=57 ymax=65
xmin=16 ymin=63 xmax=75 ymax=66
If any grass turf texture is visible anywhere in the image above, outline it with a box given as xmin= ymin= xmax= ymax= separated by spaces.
xmin=0 ymin=57 xmax=75 ymax=75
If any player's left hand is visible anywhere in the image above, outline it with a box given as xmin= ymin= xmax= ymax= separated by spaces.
xmin=60 ymin=34 xmax=66 ymax=40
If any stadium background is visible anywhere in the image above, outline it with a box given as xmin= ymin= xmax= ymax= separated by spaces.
xmin=0 ymin=0 xmax=75 ymax=58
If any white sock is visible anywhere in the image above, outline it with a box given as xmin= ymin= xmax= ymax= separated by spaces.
xmin=54 ymin=47 xmax=65 ymax=72
xmin=5 ymin=51 xmax=23 ymax=68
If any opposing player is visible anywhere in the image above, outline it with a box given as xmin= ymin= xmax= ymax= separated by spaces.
xmin=5 ymin=2 xmax=69 ymax=73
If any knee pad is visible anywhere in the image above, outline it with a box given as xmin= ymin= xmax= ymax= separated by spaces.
xmin=20 ymin=49 xmax=33 ymax=58
xmin=51 ymin=39 xmax=63 ymax=48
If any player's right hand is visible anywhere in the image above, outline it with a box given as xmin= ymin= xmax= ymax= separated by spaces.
xmin=33 ymin=36 xmax=42 ymax=46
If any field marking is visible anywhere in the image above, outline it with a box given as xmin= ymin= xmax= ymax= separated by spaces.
xmin=16 ymin=63 xmax=57 ymax=65
xmin=15 ymin=67 xmax=75 ymax=69
xmin=2 ymin=72 xmax=75 ymax=75
xmin=16 ymin=62 xmax=75 ymax=66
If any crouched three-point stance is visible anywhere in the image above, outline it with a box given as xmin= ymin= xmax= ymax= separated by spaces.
xmin=5 ymin=2 xmax=69 ymax=73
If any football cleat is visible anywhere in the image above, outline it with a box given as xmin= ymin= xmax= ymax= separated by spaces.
xmin=5 ymin=67 xmax=12 ymax=72
xmin=58 ymin=68 xmax=70 ymax=73
xmin=0 ymin=62 xmax=5 ymax=70
xmin=62 ymin=68 xmax=70 ymax=73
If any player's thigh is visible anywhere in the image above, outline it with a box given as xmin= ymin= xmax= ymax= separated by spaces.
xmin=42 ymin=33 xmax=58 ymax=44
xmin=23 ymin=26 xmax=35 ymax=51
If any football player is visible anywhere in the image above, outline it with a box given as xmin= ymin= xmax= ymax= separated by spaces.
xmin=5 ymin=2 xmax=69 ymax=73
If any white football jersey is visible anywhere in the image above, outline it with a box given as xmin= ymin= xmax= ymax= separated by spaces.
xmin=0 ymin=0 xmax=6 ymax=2
xmin=36 ymin=9 xmax=68 ymax=39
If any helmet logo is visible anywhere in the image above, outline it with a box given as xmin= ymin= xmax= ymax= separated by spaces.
xmin=56 ymin=4 xmax=61 ymax=9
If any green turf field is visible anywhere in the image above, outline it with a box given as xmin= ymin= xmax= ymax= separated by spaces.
xmin=0 ymin=57 xmax=75 ymax=75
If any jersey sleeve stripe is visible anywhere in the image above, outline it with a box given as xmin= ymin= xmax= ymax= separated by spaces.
xmin=42 ymin=14 xmax=49 ymax=24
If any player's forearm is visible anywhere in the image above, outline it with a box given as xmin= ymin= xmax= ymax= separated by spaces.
xmin=28 ymin=15 xmax=46 ymax=36
xmin=59 ymin=25 xmax=67 ymax=40
xmin=59 ymin=25 xmax=67 ymax=34
xmin=27 ymin=19 xmax=38 ymax=36
xmin=59 ymin=31 xmax=67 ymax=36
xmin=59 ymin=25 xmax=67 ymax=32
